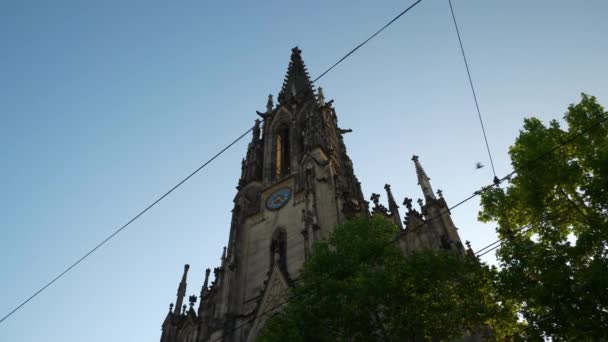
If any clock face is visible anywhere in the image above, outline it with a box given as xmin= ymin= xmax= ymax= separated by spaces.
xmin=266 ymin=188 xmax=292 ymax=210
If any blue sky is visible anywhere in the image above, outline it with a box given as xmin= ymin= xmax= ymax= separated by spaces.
xmin=1 ymin=1 xmax=606 ymax=341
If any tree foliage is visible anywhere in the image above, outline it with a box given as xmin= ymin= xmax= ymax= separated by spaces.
xmin=479 ymin=93 xmax=608 ymax=340
xmin=257 ymin=217 xmax=519 ymax=341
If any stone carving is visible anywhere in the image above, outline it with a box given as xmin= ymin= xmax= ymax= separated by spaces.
xmin=403 ymin=197 xmax=413 ymax=211
xmin=189 ymin=295 xmax=197 ymax=305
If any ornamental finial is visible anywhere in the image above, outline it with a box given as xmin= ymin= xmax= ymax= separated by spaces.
xmin=317 ymin=87 xmax=325 ymax=106
xmin=370 ymin=193 xmax=387 ymax=215
xmin=203 ymin=268 xmax=210 ymax=289
xmin=266 ymin=94 xmax=273 ymax=112
xmin=188 ymin=295 xmax=197 ymax=310
xmin=403 ymin=197 xmax=413 ymax=211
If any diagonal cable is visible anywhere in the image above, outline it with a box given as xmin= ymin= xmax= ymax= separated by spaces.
xmin=0 ymin=126 xmax=254 ymax=325
xmin=448 ymin=0 xmax=497 ymax=178
xmin=313 ymin=0 xmax=423 ymax=83
xmin=0 ymin=0 xmax=425 ymax=325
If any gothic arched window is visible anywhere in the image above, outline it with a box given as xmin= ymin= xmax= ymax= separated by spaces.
xmin=274 ymin=126 xmax=290 ymax=178
xmin=270 ymin=228 xmax=287 ymax=273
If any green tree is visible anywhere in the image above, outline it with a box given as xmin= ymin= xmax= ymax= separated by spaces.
xmin=479 ymin=94 xmax=608 ymax=341
xmin=258 ymin=217 xmax=519 ymax=341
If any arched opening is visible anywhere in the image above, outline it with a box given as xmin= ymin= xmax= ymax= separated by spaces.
xmin=270 ymin=228 xmax=287 ymax=274
xmin=274 ymin=126 xmax=290 ymax=179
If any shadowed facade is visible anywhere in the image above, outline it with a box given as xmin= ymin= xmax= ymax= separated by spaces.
xmin=160 ymin=48 xmax=467 ymax=342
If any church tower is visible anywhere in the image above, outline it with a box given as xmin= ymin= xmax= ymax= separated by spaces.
xmin=161 ymin=47 xmax=367 ymax=342
xmin=160 ymin=48 xmax=465 ymax=342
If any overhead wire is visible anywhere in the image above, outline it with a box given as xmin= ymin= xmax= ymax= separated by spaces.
xmin=0 ymin=0 xmax=426 ymax=326
xmin=473 ymin=239 xmax=501 ymax=256
xmin=476 ymin=243 xmax=501 ymax=258
xmin=474 ymin=186 xmax=598 ymax=259
xmin=312 ymin=0 xmax=422 ymax=83
xmin=448 ymin=0 xmax=497 ymax=179
xmin=475 ymin=134 xmax=608 ymax=257
xmin=0 ymin=127 xmax=255 ymax=325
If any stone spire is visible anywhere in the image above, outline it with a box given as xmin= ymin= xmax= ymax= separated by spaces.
xmin=317 ymin=87 xmax=326 ymax=106
xmin=266 ymin=94 xmax=274 ymax=113
xmin=412 ymin=155 xmax=436 ymax=200
xmin=384 ymin=184 xmax=403 ymax=230
xmin=252 ymin=119 xmax=261 ymax=142
xmin=239 ymin=118 xmax=264 ymax=188
xmin=162 ymin=303 xmax=175 ymax=329
xmin=174 ymin=264 xmax=190 ymax=316
xmin=384 ymin=184 xmax=398 ymax=212
xmin=198 ymin=268 xmax=211 ymax=316
xmin=277 ymin=47 xmax=314 ymax=106
xmin=202 ymin=268 xmax=211 ymax=295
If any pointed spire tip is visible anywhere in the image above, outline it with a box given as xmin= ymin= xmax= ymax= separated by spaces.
xmin=278 ymin=47 xmax=313 ymax=105
xmin=411 ymin=154 xmax=436 ymax=200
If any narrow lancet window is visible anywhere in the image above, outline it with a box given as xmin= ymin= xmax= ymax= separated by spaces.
xmin=275 ymin=134 xmax=282 ymax=178
xmin=274 ymin=127 xmax=290 ymax=178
